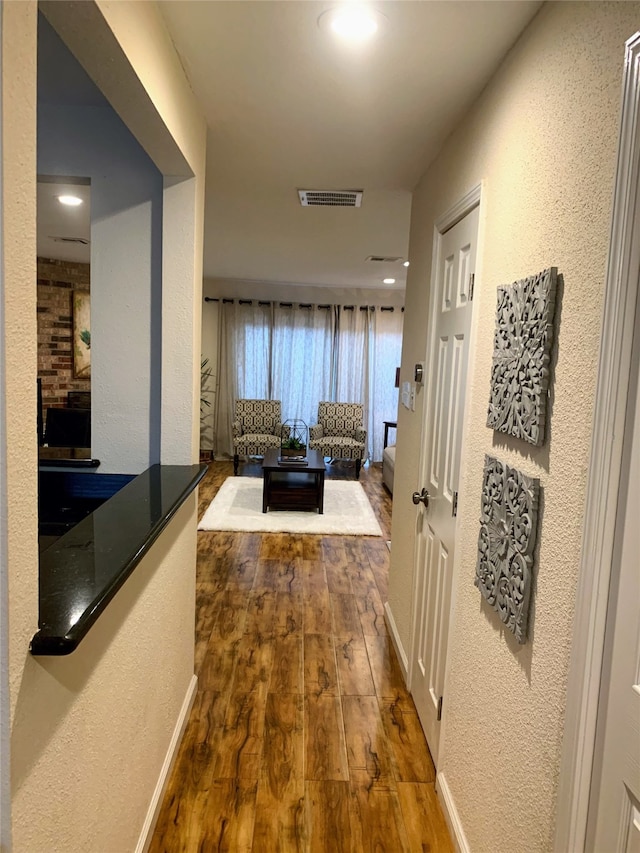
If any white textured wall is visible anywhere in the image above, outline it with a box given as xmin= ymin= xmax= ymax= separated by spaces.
xmin=11 ymin=498 xmax=197 ymax=853
xmin=0 ymin=3 xmax=10 ymax=836
xmin=161 ymin=175 xmax=203 ymax=465
xmin=5 ymin=2 xmax=205 ymax=850
xmin=3 ymin=0 xmax=39 ymax=728
xmin=387 ymin=3 xmax=640 ymax=850
xmin=94 ymin=0 xmax=207 ymax=466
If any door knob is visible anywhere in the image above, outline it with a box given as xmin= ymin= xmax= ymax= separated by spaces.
xmin=412 ymin=487 xmax=430 ymax=507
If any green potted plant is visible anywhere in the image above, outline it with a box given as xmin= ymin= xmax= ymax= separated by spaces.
xmin=280 ymin=436 xmax=306 ymax=457
xmin=280 ymin=419 xmax=308 ymax=458
xmin=200 ymin=357 xmax=215 ymax=462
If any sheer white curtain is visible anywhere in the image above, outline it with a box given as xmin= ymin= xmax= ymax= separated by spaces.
xmin=216 ymin=300 xmax=272 ymax=456
xmin=271 ymin=304 xmax=335 ymax=427
xmin=334 ymin=306 xmax=368 ymax=405
xmin=213 ymin=299 xmax=403 ymax=461
xmin=333 ymin=305 xmax=403 ymax=460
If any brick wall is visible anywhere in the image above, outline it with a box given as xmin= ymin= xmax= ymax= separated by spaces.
xmin=37 ymin=257 xmax=90 ymax=410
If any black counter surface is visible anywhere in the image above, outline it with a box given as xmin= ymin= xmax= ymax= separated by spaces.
xmin=31 ymin=463 xmax=207 ymax=656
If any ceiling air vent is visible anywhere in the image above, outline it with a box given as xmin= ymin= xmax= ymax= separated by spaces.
xmin=50 ymin=236 xmax=90 ymax=245
xmin=366 ymin=255 xmax=402 ymax=263
xmin=298 ymin=189 xmax=363 ymax=208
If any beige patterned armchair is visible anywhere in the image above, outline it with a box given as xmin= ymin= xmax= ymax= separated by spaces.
xmin=309 ymin=402 xmax=367 ymax=479
xmin=232 ymin=399 xmax=286 ymax=475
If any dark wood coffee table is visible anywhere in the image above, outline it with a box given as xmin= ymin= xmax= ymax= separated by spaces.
xmin=262 ymin=448 xmax=326 ymax=513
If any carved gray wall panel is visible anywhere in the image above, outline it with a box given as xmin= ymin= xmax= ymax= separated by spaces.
xmin=475 ymin=456 xmax=540 ymax=643
xmin=486 ymin=267 xmax=557 ymax=445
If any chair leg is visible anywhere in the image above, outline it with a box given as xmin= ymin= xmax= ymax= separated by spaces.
xmin=234 ymin=454 xmax=239 ymax=476
xmin=355 ymin=458 xmax=361 ymax=479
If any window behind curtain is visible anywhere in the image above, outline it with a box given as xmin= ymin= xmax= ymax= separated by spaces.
xmin=335 ymin=307 xmax=368 ymax=405
xmin=271 ymin=304 xmax=335 ymax=427
xmin=234 ymin=302 xmax=272 ymax=399
xmin=219 ymin=301 xmax=403 ymax=461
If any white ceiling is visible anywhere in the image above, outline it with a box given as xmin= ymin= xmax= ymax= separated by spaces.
xmin=159 ymin=0 xmax=542 ymax=291
xmin=37 ymin=1 xmax=542 ymax=291
xmin=37 ymin=180 xmax=91 ymax=265
xmin=37 ymin=14 xmax=101 ymax=266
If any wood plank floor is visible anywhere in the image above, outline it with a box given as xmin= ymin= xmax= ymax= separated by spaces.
xmin=149 ymin=459 xmax=454 ymax=853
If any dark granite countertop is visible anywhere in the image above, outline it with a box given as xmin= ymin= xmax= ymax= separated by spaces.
xmin=31 ymin=463 xmax=207 ymax=656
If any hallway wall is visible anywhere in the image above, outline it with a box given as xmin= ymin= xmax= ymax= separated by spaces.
xmin=4 ymin=2 xmax=206 ymax=850
xmin=387 ymin=2 xmax=640 ymax=850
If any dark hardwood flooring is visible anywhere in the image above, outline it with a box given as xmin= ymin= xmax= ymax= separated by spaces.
xmin=148 ymin=459 xmax=454 ymax=852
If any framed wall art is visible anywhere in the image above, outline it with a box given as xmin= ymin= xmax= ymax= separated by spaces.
xmin=475 ymin=455 xmax=540 ymax=644
xmin=486 ymin=267 xmax=557 ymax=446
xmin=73 ymin=289 xmax=91 ymax=379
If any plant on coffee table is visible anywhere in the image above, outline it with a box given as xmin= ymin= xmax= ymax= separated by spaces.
xmin=280 ymin=419 xmax=308 ymax=458
xmin=281 ymin=436 xmax=306 ymax=453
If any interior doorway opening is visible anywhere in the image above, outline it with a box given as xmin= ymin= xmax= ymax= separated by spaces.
xmin=36 ymin=176 xmax=91 ymax=455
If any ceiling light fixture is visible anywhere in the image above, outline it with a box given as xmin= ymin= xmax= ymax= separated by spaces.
xmin=318 ymin=6 xmax=387 ymax=42
xmin=332 ymin=7 xmax=377 ymax=40
xmin=58 ymin=195 xmax=83 ymax=207
xmin=403 ymin=261 xmax=410 ymax=267
xmin=383 ymin=278 xmax=396 ymax=285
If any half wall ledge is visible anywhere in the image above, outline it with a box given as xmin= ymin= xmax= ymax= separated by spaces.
xmin=31 ymin=463 xmax=207 ymax=656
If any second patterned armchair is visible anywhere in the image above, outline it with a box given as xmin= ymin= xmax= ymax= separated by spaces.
xmin=308 ymin=402 xmax=367 ymax=479
xmin=232 ymin=399 xmax=285 ymax=475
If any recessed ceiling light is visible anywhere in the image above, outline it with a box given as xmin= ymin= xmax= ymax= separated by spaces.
xmin=58 ymin=195 xmax=83 ymax=206
xmin=403 ymin=261 xmax=410 ymax=267
xmin=383 ymin=278 xmax=396 ymax=285
xmin=332 ymin=8 xmax=376 ymax=39
xmin=318 ymin=7 xmax=387 ymax=42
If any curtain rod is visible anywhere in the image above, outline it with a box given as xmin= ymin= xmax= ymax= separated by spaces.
xmin=204 ymin=296 xmax=403 ymax=311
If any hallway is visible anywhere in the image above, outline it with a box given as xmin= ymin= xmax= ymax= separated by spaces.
xmin=149 ymin=461 xmax=453 ymax=851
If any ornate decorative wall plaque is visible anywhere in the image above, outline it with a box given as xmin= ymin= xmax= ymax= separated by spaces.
xmin=486 ymin=267 xmax=557 ymax=445
xmin=475 ymin=456 xmax=540 ymax=643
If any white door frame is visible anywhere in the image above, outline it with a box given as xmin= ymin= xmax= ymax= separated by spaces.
xmin=407 ymin=181 xmax=484 ymax=708
xmin=554 ymin=31 xmax=640 ymax=853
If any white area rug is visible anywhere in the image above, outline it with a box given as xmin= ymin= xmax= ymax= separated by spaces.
xmin=198 ymin=477 xmax=383 ymax=536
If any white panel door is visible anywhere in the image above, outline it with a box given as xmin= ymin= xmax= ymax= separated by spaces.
xmin=588 ymin=330 xmax=640 ymax=853
xmin=410 ymin=204 xmax=479 ymax=766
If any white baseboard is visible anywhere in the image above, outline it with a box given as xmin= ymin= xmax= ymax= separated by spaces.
xmin=136 ymin=673 xmax=198 ymax=853
xmin=384 ymin=601 xmax=409 ymax=682
xmin=437 ymin=770 xmax=470 ymax=853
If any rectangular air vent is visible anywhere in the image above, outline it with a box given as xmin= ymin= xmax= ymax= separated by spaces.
xmin=50 ymin=236 xmax=90 ymax=245
xmin=366 ymin=255 xmax=402 ymax=263
xmin=298 ymin=189 xmax=363 ymax=208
